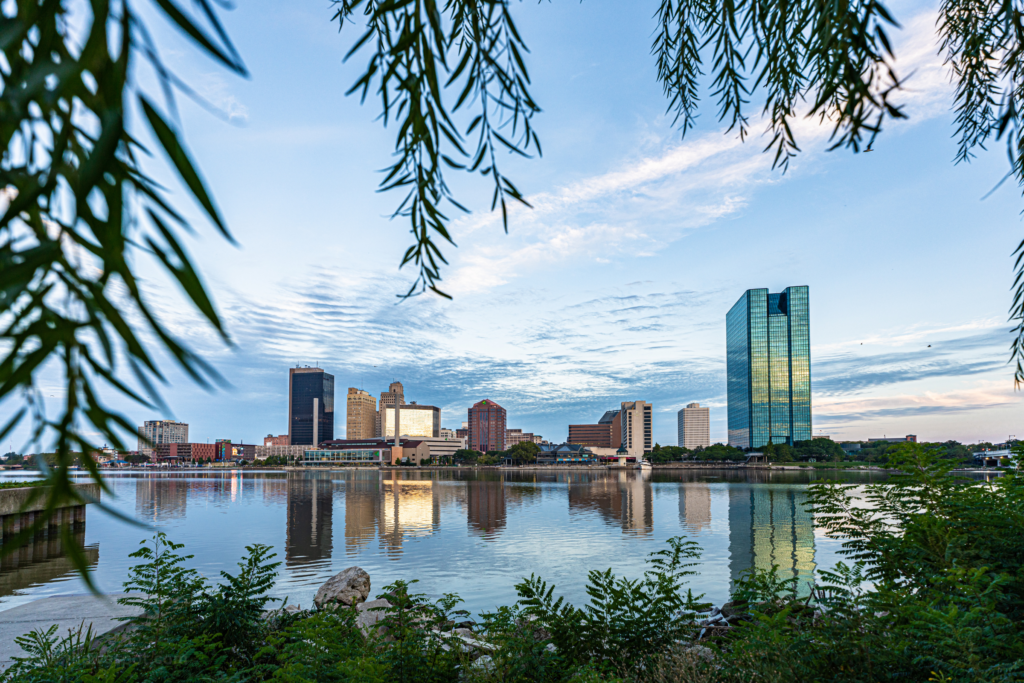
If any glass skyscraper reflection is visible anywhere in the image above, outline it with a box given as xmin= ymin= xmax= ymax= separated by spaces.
xmin=727 ymin=286 xmax=810 ymax=448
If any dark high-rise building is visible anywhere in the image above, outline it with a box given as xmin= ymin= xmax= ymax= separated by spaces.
xmin=468 ymin=399 xmax=507 ymax=452
xmin=726 ymin=286 xmax=810 ymax=449
xmin=289 ymin=367 xmax=335 ymax=446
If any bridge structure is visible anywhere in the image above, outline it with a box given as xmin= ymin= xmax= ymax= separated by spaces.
xmin=974 ymin=450 xmax=1016 ymax=467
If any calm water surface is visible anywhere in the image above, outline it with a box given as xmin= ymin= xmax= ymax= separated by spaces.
xmin=0 ymin=468 xmax=890 ymax=615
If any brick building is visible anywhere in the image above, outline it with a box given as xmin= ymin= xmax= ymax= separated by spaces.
xmin=468 ymin=400 xmax=507 ymax=452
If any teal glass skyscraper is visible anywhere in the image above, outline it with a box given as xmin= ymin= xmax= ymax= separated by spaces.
xmin=727 ymin=286 xmax=811 ymax=449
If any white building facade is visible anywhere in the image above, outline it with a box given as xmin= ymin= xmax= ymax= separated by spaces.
xmin=137 ymin=420 xmax=188 ymax=458
xmin=678 ymin=403 xmax=711 ymax=449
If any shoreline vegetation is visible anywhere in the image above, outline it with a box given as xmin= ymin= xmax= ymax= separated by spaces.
xmin=2 ymin=444 xmax=1022 ymax=683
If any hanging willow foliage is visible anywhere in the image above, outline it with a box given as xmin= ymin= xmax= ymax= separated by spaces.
xmin=0 ymin=0 xmax=245 ymax=574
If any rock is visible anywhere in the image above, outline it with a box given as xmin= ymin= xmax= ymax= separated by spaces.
xmin=720 ymin=601 xmax=746 ymax=619
xmin=701 ymin=613 xmax=723 ymax=627
xmin=471 ymin=655 xmax=494 ymax=672
xmin=355 ymin=598 xmax=391 ymax=634
xmin=455 ymin=628 xmax=474 ymax=638
xmin=709 ymin=606 xmax=721 ymax=617
xmin=314 ymin=567 xmax=371 ymax=609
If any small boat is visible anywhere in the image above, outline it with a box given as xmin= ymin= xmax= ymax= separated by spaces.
xmin=636 ymin=459 xmax=653 ymax=470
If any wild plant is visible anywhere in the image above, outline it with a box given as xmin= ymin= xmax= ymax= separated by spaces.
xmin=515 ymin=536 xmax=708 ymax=680
xmin=367 ymin=579 xmax=465 ymax=683
xmin=0 ymin=623 xmax=106 ymax=683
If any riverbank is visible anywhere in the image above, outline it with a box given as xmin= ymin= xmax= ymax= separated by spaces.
xmin=0 ymin=594 xmax=139 ymax=668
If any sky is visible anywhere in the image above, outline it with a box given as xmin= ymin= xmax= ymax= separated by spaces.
xmin=8 ymin=0 xmax=1024 ymax=450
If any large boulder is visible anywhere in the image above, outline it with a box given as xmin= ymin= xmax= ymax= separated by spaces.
xmin=314 ymin=567 xmax=371 ymax=609
xmin=355 ymin=598 xmax=391 ymax=633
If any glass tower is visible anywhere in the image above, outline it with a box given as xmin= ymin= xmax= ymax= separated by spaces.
xmin=726 ymin=286 xmax=810 ymax=448
xmin=289 ymin=367 xmax=335 ymax=446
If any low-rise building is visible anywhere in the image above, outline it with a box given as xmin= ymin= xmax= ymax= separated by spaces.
xmin=506 ymin=429 xmax=541 ymax=446
xmin=155 ymin=442 xmax=216 ymax=462
xmin=264 ymin=434 xmax=290 ymax=446
xmin=416 ymin=436 xmax=468 ymax=462
xmin=538 ymin=443 xmax=601 ymax=465
xmin=304 ymin=437 xmax=432 ymax=467
xmin=868 ymin=435 xmax=918 ymax=443
xmin=216 ymin=440 xmax=256 ymax=462
xmin=255 ymin=444 xmax=308 ymax=461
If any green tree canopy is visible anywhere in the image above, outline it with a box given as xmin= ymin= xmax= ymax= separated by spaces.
xmin=507 ymin=441 xmax=540 ymax=463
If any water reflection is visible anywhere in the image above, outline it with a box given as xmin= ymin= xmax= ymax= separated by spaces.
xmin=466 ymin=479 xmax=506 ymax=538
xmin=136 ymin=478 xmax=188 ymax=521
xmin=286 ymin=474 xmax=334 ymax=565
xmin=381 ymin=478 xmax=439 ymax=553
xmin=679 ymin=483 xmax=711 ymax=532
xmin=0 ymin=529 xmax=98 ymax=595
xmin=568 ymin=471 xmax=653 ymax=534
xmin=728 ymin=486 xmax=815 ymax=594
xmin=0 ymin=468 xmax=896 ymax=613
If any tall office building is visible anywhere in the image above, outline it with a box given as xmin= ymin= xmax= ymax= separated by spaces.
xmin=382 ymin=403 xmax=441 ymax=438
xmin=678 ymin=402 xmax=711 ymax=449
xmin=468 ymin=399 xmax=507 ymax=452
xmin=619 ymin=401 xmax=652 ymax=457
xmin=289 ymin=367 xmax=335 ymax=446
xmin=726 ymin=286 xmax=811 ymax=449
xmin=376 ymin=381 xmax=405 ymax=437
xmin=346 ymin=388 xmax=377 ymax=439
xmin=137 ymin=420 xmax=188 ymax=458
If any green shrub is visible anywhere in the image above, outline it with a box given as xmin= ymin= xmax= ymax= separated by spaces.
xmin=516 ymin=536 xmax=708 ymax=680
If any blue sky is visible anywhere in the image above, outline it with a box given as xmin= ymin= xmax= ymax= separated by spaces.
xmin=10 ymin=0 xmax=1024 ymax=450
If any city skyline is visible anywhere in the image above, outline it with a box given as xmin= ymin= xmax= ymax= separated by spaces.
xmin=8 ymin=0 xmax=1021 ymax=452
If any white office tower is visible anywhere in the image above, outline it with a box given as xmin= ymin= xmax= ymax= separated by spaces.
xmin=678 ymin=403 xmax=710 ymax=449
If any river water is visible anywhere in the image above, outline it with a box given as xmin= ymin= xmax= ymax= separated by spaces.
xmin=0 ymin=468 xmax=889 ymax=616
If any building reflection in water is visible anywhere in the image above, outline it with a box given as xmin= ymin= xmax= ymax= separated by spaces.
xmin=344 ymin=470 xmax=382 ymax=554
xmin=341 ymin=472 xmax=444 ymax=556
xmin=728 ymin=486 xmax=815 ymax=595
xmin=679 ymin=483 xmax=712 ymax=532
xmin=380 ymin=476 xmax=440 ymax=555
xmin=136 ymin=477 xmax=188 ymax=521
xmin=286 ymin=473 xmax=334 ymax=566
xmin=466 ymin=477 xmax=506 ymax=539
xmin=0 ymin=528 xmax=98 ymax=597
xmin=567 ymin=471 xmax=652 ymax=535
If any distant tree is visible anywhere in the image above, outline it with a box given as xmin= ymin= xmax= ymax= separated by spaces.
xmin=794 ymin=438 xmax=845 ymax=462
xmin=454 ymin=449 xmax=482 ymax=463
xmin=2 ymin=452 xmax=22 ymax=464
xmin=774 ymin=443 xmax=794 ymax=462
xmin=650 ymin=446 xmax=689 ymax=463
xmin=126 ymin=454 xmax=151 ymax=465
xmin=698 ymin=443 xmax=746 ymax=462
xmin=937 ymin=440 xmax=972 ymax=463
xmin=507 ymin=441 xmax=539 ymax=463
